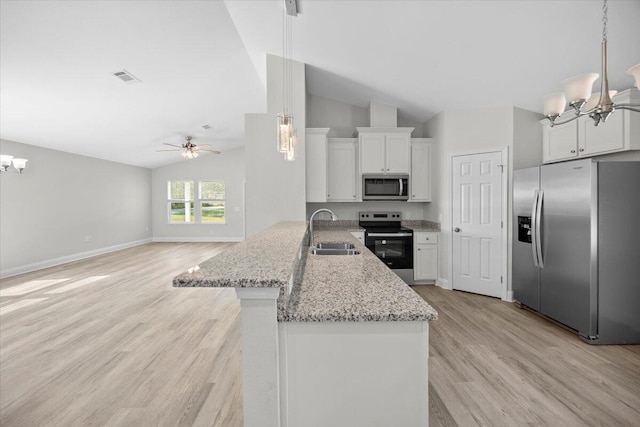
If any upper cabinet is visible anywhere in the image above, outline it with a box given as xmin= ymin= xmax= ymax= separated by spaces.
xmin=327 ymin=138 xmax=359 ymax=202
xmin=305 ymin=128 xmax=330 ymax=203
xmin=410 ymin=138 xmax=432 ymax=202
xmin=357 ymin=128 xmax=413 ymax=174
xmin=542 ymin=89 xmax=640 ymax=163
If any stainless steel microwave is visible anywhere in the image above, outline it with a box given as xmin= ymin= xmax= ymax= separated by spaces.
xmin=362 ymin=174 xmax=409 ymax=201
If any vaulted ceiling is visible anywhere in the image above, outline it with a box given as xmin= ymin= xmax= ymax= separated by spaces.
xmin=1 ymin=1 xmax=639 ymax=168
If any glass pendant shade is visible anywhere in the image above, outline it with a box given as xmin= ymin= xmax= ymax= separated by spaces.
xmin=628 ymin=63 xmax=640 ymax=88
xmin=284 ymin=127 xmax=297 ymax=161
xmin=0 ymin=154 xmax=14 ymax=170
xmin=277 ymin=113 xmax=295 ymax=153
xmin=542 ymin=93 xmax=567 ymax=117
xmin=562 ymin=73 xmax=599 ymax=104
xmin=584 ymin=90 xmax=618 ymax=112
xmin=11 ymin=158 xmax=28 ymax=172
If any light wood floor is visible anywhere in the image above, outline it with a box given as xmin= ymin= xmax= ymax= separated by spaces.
xmin=1 ymin=243 xmax=639 ymax=426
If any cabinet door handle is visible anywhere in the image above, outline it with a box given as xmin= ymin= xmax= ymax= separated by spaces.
xmin=381 ymin=168 xmax=384 ymax=171
xmin=571 ymin=150 xmax=576 ymax=153
xmin=579 ymin=148 xmax=585 ymax=152
xmin=418 ymin=248 xmax=421 ymax=251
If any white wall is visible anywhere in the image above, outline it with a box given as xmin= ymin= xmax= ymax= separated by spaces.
xmin=245 ymin=54 xmax=307 ymax=236
xmin=306 ymin=93 xmax=425 ymax=138
xmin=0 ymin=139 xmax=151 ymax=277
xmin=423 ymin=107 xmax=542 ymax=294
xmin=151 ymin=147 xmax=246 ymax=241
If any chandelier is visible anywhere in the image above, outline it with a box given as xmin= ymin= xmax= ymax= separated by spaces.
xmin=0 ymin=154 xmax=28 ymax=174
xmin=542 ymin=0 xmax=640 ymax=127
xmin=276 ymin=0 xmax=298 ymax=161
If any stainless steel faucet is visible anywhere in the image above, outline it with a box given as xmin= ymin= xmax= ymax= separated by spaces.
xmin=309 ymin=208 xmax=337 ymax=248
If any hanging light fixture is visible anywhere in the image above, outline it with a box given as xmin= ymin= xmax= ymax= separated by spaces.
xmin=0 ymin=154 xmax=28 ymax=174
xmin=276 ymin=0 xmax=298 ymax=161
xmin=542 ymin=0 xmax=640 ymax=127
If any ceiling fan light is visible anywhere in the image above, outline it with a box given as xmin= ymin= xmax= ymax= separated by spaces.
xmin=542 ymin=93 xmax=567 ymax=117
xmin=628 ymin=63 xmax=640 ymax=88
xmin=562 ymin=73 xmax=599 ymax=105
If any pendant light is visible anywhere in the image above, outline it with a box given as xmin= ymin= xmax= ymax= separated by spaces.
xmin=276 ymin=0 xmax=298 ymax=161
xmin=542 ymin=0 xmax=640 ymax=127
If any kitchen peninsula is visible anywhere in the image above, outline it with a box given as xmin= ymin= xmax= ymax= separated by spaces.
xmin=174 ymin=221 xmax=437 ymax=427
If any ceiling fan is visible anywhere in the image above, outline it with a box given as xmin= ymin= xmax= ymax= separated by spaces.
xmin=156 ymin=136 xmax=220 ymax=159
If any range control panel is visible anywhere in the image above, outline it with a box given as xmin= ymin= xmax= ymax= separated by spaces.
xmin=359 ymin=212 xmax=402 ymax=221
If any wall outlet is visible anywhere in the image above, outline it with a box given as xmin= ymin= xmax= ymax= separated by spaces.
xmin=84 ymin=235 xmax=92 ymax=242
xmin=405 ymin=212 xmax=411 ymax=220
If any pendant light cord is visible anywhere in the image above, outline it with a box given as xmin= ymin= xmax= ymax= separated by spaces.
xmin=602 ymin=0 xmax=607 ymax=42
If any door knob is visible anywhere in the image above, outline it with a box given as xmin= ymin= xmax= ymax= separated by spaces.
xmin=454 ymin=227 xmax=461 ymax=232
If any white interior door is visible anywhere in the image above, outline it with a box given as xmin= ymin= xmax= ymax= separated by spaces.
xmin=451 ymin=151 xmax=503 ymax=298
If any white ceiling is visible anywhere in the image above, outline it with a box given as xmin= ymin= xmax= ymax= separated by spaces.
xmin=2 ymin=0 xmax=639 ymax=168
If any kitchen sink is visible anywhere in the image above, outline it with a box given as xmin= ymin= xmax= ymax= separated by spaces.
xmin=309 ymin=247 xmax=361 ymax=255
xmin=315 ymin=241 xmax=355 ymax=250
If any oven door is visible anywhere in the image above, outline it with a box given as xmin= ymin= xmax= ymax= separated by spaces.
xmin=365 ymin=232 xmax=413 ymax=269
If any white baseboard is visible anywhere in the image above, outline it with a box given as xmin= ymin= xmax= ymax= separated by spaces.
xmin=152 ymin=236 xmax=244 ymax=243
xmin=436 ymin=278 xmax=452 ymax=290
xmin=0 ymin=238 xmax=152 ymax=279
xmin=503 ymin=290 xmax=514 ymax=302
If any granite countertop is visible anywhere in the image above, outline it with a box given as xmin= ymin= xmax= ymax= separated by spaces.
xmin=402 ymin=220 xmax=441 ymax=232
xmin=173 ymin=221 xmax=437 ymax=323
xmin=285 ymin=226 xmax=437 ymax=322
xmin=173 ymin=221 xmax=307 ymax=288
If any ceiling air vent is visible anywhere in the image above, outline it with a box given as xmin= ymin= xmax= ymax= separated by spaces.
xmin=113 ymin=70 xmax=141 ymax=84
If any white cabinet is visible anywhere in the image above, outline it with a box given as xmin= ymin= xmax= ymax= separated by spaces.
xmin=327 ymin=138 xmax=359 ymax=202
xmin=357 ymin=128 xmax=413 ymax=174
xmin=350 ymin=231 xmax=365 ymax=245
xmin=305 ymin=128 xmax=330 ymax=202
xmin=410 ymin=138 xmax=432 ymax=202
xmin=359 ymin=133 xmax=386 ymax=173
xmin=542 ymin=119 xmax=579 ymax=163
xmin=542 ymin=89 xmax=640 ymax=163
xmin=414 ymin=232 xmax=438 ymax=283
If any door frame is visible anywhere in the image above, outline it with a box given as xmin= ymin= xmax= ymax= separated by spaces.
xmin=449 ymin=146 xmax=509 ymax=301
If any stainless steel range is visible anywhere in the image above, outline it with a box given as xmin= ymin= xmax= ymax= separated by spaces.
xmin=359 ymin=211 xmax=413 ymax=284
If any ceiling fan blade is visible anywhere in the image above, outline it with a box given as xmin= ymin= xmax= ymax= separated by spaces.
xmin=163 ymin=143 xmax=183 ymax=148
xmin=200 ymin=149 xmax=221 ymax=154
xmin=156 ymin=149 xmax=182 ymax=152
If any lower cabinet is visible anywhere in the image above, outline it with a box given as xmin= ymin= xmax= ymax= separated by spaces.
xmin=414 ymin=232 xmax=438 ymax=283
xmin=350 ymin=231 xmax=365 ymax=245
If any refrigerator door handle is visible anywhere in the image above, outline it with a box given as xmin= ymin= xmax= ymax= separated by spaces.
xmin=531 ymin=190 xmax=540 ymax=267
xmin=536 ymin=190 xmax=545 ymax=268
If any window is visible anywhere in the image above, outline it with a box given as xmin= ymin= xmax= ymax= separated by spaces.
xmin=167 ymin=180 xmax=225 ymax=224
xmin=199 ymin=181 xmax=225 ymax=224
xmin=168 ymin=181 xmax=195 ymax=223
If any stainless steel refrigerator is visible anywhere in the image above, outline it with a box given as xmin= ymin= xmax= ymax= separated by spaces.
xmin=513 ymin=159 xmax=640 ymax=345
